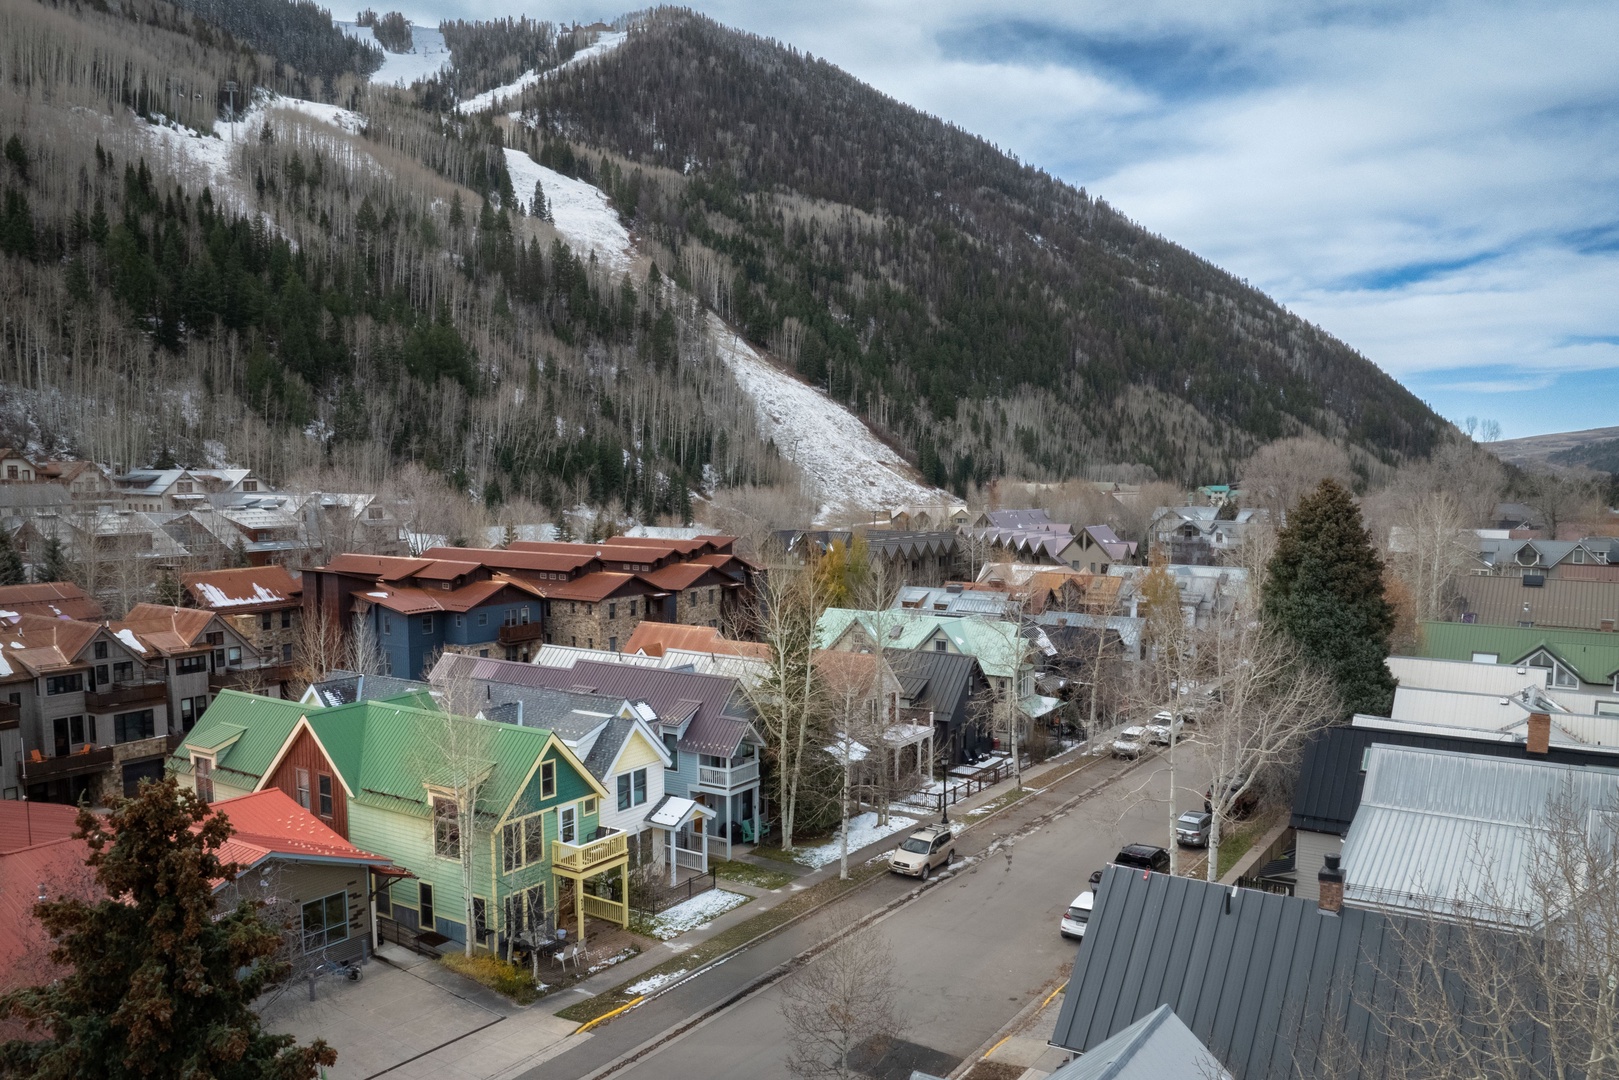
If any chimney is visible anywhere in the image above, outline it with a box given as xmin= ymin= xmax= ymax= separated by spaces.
xmin=1318 ymin=853 xmax=1344 ymax=915
xmin=1602 ymin=619 xmax=1616 ymax=633
xmin=1527 ymin=712 xmax=1551 ymax=755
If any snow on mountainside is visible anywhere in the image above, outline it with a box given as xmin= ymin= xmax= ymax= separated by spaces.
xmin=503 ymin=148 xmax=632 ymax=272
xmin=336 ymin=21 xmax=452 ymax=86
xmin=456 ymin=31 xmax=628 ymax=115
xmin=706 ymin=312 xmax=949 ymax=523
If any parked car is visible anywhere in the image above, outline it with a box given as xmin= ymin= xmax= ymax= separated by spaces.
xmin=1175 ymin=810 xmax=1212 ymax=847
xmin=1061 ymin=891 xmax=1094 ymax=940
xmin=1147 ymin=712 xmax=1185 ymax=745
xmin=1111 ymin=726 xmax=1147 ymax=758
xmin=1206 ymin=776 xmax=1260 ymax=818
xmin=1089 ymin=842 xmax=1173 ymax=885
xmin=888 ymin=824 xmax=956 ymax=879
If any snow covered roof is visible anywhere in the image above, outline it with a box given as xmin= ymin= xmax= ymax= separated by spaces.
xmin=182 ymin=566 xmax=301 ymax=611
xmin=645 ymin=793 xmax=711 ymax=829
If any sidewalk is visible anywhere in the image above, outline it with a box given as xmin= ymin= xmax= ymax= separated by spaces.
xmin=301 ymin=739 xmax=1117 ymax=1079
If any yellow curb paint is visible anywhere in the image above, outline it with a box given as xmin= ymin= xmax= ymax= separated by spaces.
xmin=573 ymin=995 xmax=644 ymax=1035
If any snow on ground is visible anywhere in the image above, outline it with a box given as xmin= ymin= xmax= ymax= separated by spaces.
xmin=707 ymin=312 xmax=951 ymax=523
xmin=790 ymin=811 xmax=917 ymax=869
xmin=626 ymin=968 xmax=687 ymax=996
xmin=555 ymin=31 xmax=628 ymax=74
xmin=504 ymin=147 xmax=632 ymax=272
xmin=337 ymin=22 xmax=452 ymax=86
xmin=646 ymin=889 xmax=749 ymax=939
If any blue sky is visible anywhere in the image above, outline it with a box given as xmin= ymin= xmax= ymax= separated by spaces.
xmin=412 ymin=0 xmax=1619 ymax=439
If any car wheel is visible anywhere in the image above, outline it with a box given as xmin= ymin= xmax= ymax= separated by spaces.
xmin=947 ymin=848 xmax=956 ymax=864
xmin=921 ymin=863 xmax=931 ymax=881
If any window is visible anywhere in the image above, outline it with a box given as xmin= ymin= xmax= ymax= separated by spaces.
xmin=242 ymin=480 xmax=258 ymax=492
xmin=95 ymin=664 xmax=108 ymax=687
xmin=114 ymin=710 xmax=155 ymax=743
xmin=609 ymin=602 xmax=617 ymax=620
xmin=226 ymin=647 xmax=241 ymax=666
xmin=541 ymin=760 xmax=557 ymax=799
xmin=295 ymin=768 xmax=311 ymax=809
xmin=205 ymin=631 xmax=224 ymax=646
xmin=383 ymin=616 xmax=392 ymax=635
xmin=559 ymin=805 xmax=577 ymax=844
xmin=633 ymin=769 xmax=647 ymax=805
xmin=501 ymin=814 xmax=548 ymax=873
xmin=629 ymin=600 xmax=637 ymax=617
xmin=114 ymin=660 xmax=133 ymax=682
xmin=281 ymin=642 xmax=293 ymax=663
xmin=934 ymin=639 xmax=947 ymax=652
xmin=181 ymin=697 xmax=197 ymax=729
xmin=708 ymin=589 xmax=715 ymax=604
xmin=176 ymin=481 xmax=193 ymax=494
xmin=454 ymin=614 xmax=464 ymax=628
xmin=301 ymin=892 xmax=349 ymax=952
xmin=583 ymin=797 xmax=598 ymax=816
xmin=368 ymin=506 xmax=383 ymax=520
xmin=472 ymin=897 xmax=490 ymax=943
xmin=421 ymin=615 xmax=434 ymax=635
xmin=477 ymin=612 xmax=489 ymax=627
xmin=94 ymin=641 xmax=107 ymax=660
xmin=619 ymin=769 xmax=648 ymax=811
xmin=318 ymin=774 xmax=334 ymax=817
xmin=419 ymin=883 xmax=435 ymax=930
xmin=664 ymin=733 xmax=679 ymax=770
xmin=195 ymin=755 xmax=215 ymax=803
xmin=260 ymin=612 xmax=273 ymax=631
xmin=1597 ymin=702 xmax=1619 ymax=718
xmin=504 ymin=884 xmax=544 ymax=935
xmin=281 ymin=610 xmax=291 ymax=629
xmin=46 ymin=673 xmax=83 ymax=695
xmin=609 ymin=637 xmax=617 ymax=652
xmin=176 ymin=655 xmax=206 ymax=674
xmin=1470 ymin=652 xmax=1498 ymax=665
xmin=433 ymin=796 xmax=460 ymax=859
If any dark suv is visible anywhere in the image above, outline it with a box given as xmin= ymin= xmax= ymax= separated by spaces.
xmin=1089 ymin=843 xmax=1172 ymax=885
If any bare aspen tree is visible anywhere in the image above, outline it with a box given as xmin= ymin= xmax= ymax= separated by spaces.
xmin=779 ymin=935 xmax=906 ymax=1080
xmin=817 ymin=651 xmax=883 ymax=881
xmin=292 ymin=608 xmax=348 ymax=694
xmin=345 ymin=611 xmax=387 ymax=676
xmin=1390 ymin=491 xmax=1474 ymax=623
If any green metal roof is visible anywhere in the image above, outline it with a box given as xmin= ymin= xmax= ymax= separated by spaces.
xmin=169 ymin=692 xmax=310 ymax=784
xmin=815 ymin=608 xmax=1029 ymax=679
xmin=170 ymin=690 xmax=601 ymax=821
xmin=1417 ymin=621 xmax=1619 ymax=685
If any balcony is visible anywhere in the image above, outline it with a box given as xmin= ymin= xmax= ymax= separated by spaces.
xmin=552 ymin=828 xmax=627 ymax=874
xmin=0 ymin=700 xmax=18 ymax=729
xmin=497 ymin=621 xmax=546 ymax=645
xmin=697 ymin=758 xmax=760 ymax=791
xmin=85 ymin=679 xmax=167 ymax=712
xmin=209 ymin=663 xmax=294 ymax=691
xmin=18 ymin=745 xmax=114 ymax=784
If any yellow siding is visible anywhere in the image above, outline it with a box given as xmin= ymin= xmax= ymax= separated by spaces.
xmin=617 ymin=729 xmax=663 ymax=771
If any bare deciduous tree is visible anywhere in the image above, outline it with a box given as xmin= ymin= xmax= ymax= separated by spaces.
xmin=779 ymin=936 xmax=906 ymax=1080
xmin=1527 ymin=470 xmax=1604 ymax=539
xmin=1389 ymin=491 xmax=1474 ymax=623
xmin=1240 ymin=437 xmax=1354 ymax=524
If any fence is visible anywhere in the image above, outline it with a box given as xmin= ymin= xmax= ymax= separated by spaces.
xmin=901 ymin=758 xmax=1016 ymax=815
xmin=632 ymin=868 xmax=717 ymax=916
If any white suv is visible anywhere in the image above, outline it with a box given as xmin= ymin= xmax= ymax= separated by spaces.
xmin=1112 ymin=726 xmax=1147 ymax=758
xmin=888 ymin=824 xmax=956 ymax=879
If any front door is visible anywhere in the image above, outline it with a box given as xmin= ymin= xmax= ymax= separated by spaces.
xmin=419 ymin=883 xmax=435 ymax=933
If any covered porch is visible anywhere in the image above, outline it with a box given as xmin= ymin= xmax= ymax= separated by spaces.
xmin=691 ymin=785 xmax=760 ymax=860
xmin=551 ymin=829 xmax=630 ymax=942
xmin=646 ymin=794 xmax=716 ymax=885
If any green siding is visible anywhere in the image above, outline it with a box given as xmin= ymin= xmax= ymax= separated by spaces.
xmin=1417 ymin=621 xmax=1619 ymax=685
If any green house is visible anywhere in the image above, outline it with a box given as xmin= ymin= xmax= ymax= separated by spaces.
xmin=170 ymin=689 xmax=624 ymax=951
xmin=1417 ymin=621 xmax=1619 ymax=695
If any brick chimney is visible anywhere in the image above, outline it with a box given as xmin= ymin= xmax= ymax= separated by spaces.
xmin=1318 ymin=853 xmax=1344 ymax=915
xmin=1527 ymin=712 xmax=1551 ymax=755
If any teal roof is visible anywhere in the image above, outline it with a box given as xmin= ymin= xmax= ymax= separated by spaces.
xmin=1417 ymin=621 xmax=1619 ymax=685
xmin=171 ymin=690 xmax=604 ymax=820
xmin=815 ymin=608 xmax=1029 ymax=679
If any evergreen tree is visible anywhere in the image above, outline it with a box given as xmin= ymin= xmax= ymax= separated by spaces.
xmin=155 ymin=566 xmax=182 ymax=606
xmin=37 ymin=536 xmax=71 ymax=584
xmin=0 ymin=777 xmax=337 ymax=1079
xmin=0 ymin=529 xmax=24 ymax=585
xmin=1262 ymin=478 xmax=1395 ymax=718
xmin=231 ymin=535 xmax=250 ymax=568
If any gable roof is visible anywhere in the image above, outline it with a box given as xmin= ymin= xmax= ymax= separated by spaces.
xmin=0 ymin=612 xmax=101 ymax=678
xmin=116 ymin=604 xmax=220 ymax=652
xmin=1450 ymin=575 xmax=1619 ymax=632
xmin=1417 ymin=621 xmax=1619 ymax=684
xmin=182 ymin=565 xmax=302 ymax=611
xmin=816 ymin=608 xmax=1038 ymax=679
xmin=1052 ymin=867 xmax=1403 ymax=1080
xmin=624 ymin=622 xmax=769 ymax=659
xmin=1291 ymin=720 xmax=1619 ymax=835
xmin=1051 ymin=1004 xmax=1231 ymax=1080
xmin=303 ymin=671 xmax=436 ymax=708
xmin=0 ymin=581 xmax=103 ymax=621
xmin=882 ymin=648 xmax=979 ymax=715
xmin=170 ymin=692 xmax=314 ymax=787
xmin=1342 ymin=745 xmax=1619 ymax=926
xmin=0 ymin=800 xmax=82 ymax=854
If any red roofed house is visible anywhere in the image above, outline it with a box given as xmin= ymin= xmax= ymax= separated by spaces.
xmin=181 ymin=566 xmax=304 ymax=696
xmin=0 ymin=581 xmax=105 ymax=622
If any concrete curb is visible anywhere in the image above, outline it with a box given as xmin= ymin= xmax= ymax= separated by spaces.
xmin=567 ymin=748 xmax=1158 ymax=1080
xmin=945 ymin=974 xmax=1070 ymax=1080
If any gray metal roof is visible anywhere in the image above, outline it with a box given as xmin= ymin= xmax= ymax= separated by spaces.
xmin=1341 ymin=745 xmax=1619 ymax=926
xmin=1051 ymin=1004 xmax=1230 ymax=1080
xmin=308 ymin=670 xmax=434 ymax=707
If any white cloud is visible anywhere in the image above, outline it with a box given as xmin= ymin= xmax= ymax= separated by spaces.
xmin=420 ymin=0 xmax=1618 ymax=436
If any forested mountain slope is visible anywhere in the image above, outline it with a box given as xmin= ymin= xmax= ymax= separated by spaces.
xmin=509 ymin=9 xmax=1445 ymax=487
xmin=0 ymin=0 xmax=783 ymax=522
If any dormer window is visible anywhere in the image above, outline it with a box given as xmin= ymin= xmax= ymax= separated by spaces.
xmin=1572 ymin=548 xmax=1587 ymax=564
xmin=1525 ymin=649 xmax=1579 ymax=689
xmin=1516 ymin=547 xmax=1540 ymax=567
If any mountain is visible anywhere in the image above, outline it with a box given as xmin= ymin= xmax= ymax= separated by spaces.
xmin=506 ymin=9 xmax=1447 ymax=487
xmin=0 ymin=1 xmax=1444 ymax=520
xmin=1491 ymin=426 xmax=1619 ymax=475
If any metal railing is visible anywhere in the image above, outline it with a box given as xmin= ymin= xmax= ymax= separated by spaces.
xmin=19 ymin=745 xmax=115 ymax=783
xmin=552 ymin=829 xmax=627 ymax=873
xmin=632 ymin=869 xmax=717 ymax=916
xmin=902 ymin=758 xmax=1015 ymax=814
xmin=697 ymin=759 xmax=760 ymax=788
xmin=85 ymin=679 xmax=167 ymax=711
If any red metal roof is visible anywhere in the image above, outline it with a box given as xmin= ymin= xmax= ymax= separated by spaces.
xmin=210 ymin=790 xmax=390 ymax=871
xmin=0 ymin=581 xmax=104 ymax=621
xmin=0 ymin=800 xmax=81 ymax=854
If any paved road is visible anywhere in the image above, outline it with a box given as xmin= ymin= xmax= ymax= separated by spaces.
xmin=527 ymin=737 xmax=1210 ymax=1080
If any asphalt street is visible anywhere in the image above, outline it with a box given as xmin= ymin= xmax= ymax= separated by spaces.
xmin=526 ymin=736 xmax=1210 ymax=1080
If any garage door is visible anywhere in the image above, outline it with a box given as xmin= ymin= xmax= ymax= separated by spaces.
xmin=122 ymin=758 xmax=166 ymax=797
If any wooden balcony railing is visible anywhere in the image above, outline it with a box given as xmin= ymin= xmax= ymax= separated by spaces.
xmin=497 ymin=621 xmax=546 ymax=645
xmin=208 ymin=663 xmax=294 ymax=691
xmin=0 ymin=700 xmax=19 ymax=729
xmin=18 ymin=745 xmax=114 ymax=783
xmin=697 ymin=759 xmax=760 ymax=789
xmin=552 ymin=829 xmax=626 ymax=873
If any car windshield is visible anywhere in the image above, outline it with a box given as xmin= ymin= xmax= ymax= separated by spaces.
xmin=1066 ymin=906 xmax=1089 ymax=922
xmin=900 ymin=838 xmax=931 ymax=854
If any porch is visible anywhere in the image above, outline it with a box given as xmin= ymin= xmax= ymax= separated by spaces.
xmin=646 ymin=793 xmax=717 ymax=885
xmin=551 ymin=829 xmax=630 ymax=942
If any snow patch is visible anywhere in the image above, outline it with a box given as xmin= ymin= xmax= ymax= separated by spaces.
xmin=197 ymin=582 xmax=288 ymax=608
xmin=0 ymin=647 xmax=10 ymax=678
xmin=626 ymin=968 xmax=686 ymax=996
xmin=503 ymin=148 xmax=631 ymax=272
xmin=791 ymin=811 xmax=917 ymax=869
xmin=646 ymin=889 xmax=749 ymax=939
xmin=114 ymin=629 xmax=146 ymax=654
xmin=706 ymin=313 xmax=949 ymax=523
xmin=337 ymin=22 xmax=453 ymax=87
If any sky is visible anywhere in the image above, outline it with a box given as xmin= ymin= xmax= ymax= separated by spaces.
xmin=409 ymin=0 xmax=1619 ymax=439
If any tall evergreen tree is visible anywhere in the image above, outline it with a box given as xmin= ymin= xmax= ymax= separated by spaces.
xmin=0 ymin=777 xmax=337 ymax=1079
xmin=1262 ymin=478 xmax=1396 ymax=718
xmin=0 ymin=528 xmax=24 ymax=586
xmin=37 ymin=536 xmax=71 ymax=585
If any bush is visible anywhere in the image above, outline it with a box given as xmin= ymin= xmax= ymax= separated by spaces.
xmin=438 ymin=952 xmax=539 ymax=1004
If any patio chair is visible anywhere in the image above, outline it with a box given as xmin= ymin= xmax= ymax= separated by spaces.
xmin=740 ymin=819 xmax=756 ymax=843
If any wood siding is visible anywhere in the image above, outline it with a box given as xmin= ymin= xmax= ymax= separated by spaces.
xmin=265 ymin=727 xmax=348 ymax=838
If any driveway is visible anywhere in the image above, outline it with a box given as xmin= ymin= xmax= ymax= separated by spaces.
xmin=261 ymin=944 xmax=579 ymax=1080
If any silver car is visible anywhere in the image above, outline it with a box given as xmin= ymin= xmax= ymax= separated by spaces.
xmin=1111 ymin=726 xmax=1147 ymax=758
xmin=1176 ymin=810 xmax=1212 ymax=847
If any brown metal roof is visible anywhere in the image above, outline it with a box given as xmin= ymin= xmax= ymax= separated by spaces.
xmin=0 ymin=581 xmax=104 ymax=621
xmin=1452 ymin=575 xmax=1619 ymax=631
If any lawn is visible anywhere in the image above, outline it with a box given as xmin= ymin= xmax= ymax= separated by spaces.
xmin=712 ymin=858 xmax=795 ymax=890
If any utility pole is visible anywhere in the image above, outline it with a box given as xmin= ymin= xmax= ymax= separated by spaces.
xmin=225 ymin=79 xmax=238 ymax=141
